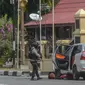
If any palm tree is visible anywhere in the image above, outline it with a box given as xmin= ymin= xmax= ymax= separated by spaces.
xmin=0 ymin=0 xmax=13 ymax=18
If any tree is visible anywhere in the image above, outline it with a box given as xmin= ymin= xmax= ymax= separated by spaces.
xmin=0 ymin=0 xmax=60 ymax=22
xmin=27 ymin=0 xmax=59 ymax=13
xmin=25 ymin=0 xmax=60 ymax=21
xmin=0 ymin=0 xmax=13 ymax=18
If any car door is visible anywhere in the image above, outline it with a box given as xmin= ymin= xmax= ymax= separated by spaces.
xmin=55 ymin=45 xmax=73 ymax=70
xmin=63 ymin=46 xmax=74 ymax=70
xmin=72 ymin=45 xmax=82 ymax=70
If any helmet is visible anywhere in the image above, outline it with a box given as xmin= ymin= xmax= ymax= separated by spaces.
xmin=31 ymin=42 xmax=38 ymax=48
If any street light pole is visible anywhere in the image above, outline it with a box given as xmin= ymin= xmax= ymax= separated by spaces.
xmin=39 ymin=0 xmax=42 ymax=53
xmin=13 ymin=0 xmax=16 ymax=67
xmin=52 ymin=0 xmax=55 ymax=70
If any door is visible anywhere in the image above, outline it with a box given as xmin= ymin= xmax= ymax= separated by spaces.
xmin=72 ymin=45 xmax=82 ymax=70
xmin=55 ymin=45 xmax=73 ymax=70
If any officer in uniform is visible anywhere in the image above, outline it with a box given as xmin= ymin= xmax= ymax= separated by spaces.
xmin=29 ymin=42 xmax=42 ymax=80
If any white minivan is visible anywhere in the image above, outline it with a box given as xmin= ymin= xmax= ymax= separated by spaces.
xmin=55 ymin=43 xmax=85 ymax=80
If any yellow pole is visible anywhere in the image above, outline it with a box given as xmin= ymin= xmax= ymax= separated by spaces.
xmin=20 ymin=0 xmax=28 ymax=65
xmin=21 ymin=7 xmax=25 ymax=64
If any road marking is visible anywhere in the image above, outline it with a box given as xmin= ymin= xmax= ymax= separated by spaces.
xmin=0 ymin=84 xmax=8 ymax=85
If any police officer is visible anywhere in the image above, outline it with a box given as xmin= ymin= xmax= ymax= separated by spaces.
xmin=29 ymin=42 xmax=42 ymax=80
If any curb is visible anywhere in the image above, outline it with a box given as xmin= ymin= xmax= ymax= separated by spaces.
xmin=0 ymin=70 xmax=29 ymax=76
xmin=0 ymin=70 xmax=49 ymax=76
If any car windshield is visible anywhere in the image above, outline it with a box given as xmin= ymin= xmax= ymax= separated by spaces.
xmin=63 ymin=46 xmax=73 ymax=56
xmin=56 ymin=45 xmax=71 ymax=54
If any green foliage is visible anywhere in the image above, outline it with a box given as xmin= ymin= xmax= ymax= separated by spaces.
xmin=0 ymin=0 xmax=60 ymax=21
xmin=0 ymin=38 xmax=13 ymax=66
xmin=26 ymin=0 xmax=60 ymax=21
xmin=42 ymin=0 xmax=52 ymax=7
xmin=0 ymin=14 xmax=13 ymax=66
xmin=41 ymin=0 xmax=60 ymax=13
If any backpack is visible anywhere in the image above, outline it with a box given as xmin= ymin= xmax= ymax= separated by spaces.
xmin=28 ymin=47 xmax=36 ymax=60
xmin=28 ymin=47 xmax=40 ymax=61
xmin=28 ymin=49 xmax=33 ymax=59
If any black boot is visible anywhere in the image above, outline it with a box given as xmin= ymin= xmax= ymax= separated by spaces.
xmin=37 ymin=77 xmax=42 ymax=80
xmin=30 ymin=77 xmax=34 ymax=80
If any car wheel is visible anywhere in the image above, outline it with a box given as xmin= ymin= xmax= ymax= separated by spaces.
xmin=72 ymin=66 xmax=79 ymax=80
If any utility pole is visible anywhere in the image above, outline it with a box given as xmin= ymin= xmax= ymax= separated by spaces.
xmin=10 ymin=0 xmax=16 ymax=67
xmin=16 ymin=0 xmax=20 ymax=69
xmin=21 ymin=7 xmax=25 ymax=64
xmin=20 ymin=0 xmax=28 ymax=65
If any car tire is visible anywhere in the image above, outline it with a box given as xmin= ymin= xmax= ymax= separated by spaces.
xmin=72 ymin=66 xmax=79 ymax=80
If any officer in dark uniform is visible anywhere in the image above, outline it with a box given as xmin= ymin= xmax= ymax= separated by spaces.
xmin=29 ymin=42 xmax=42 ymax=80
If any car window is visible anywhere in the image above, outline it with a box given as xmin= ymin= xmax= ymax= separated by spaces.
xmin=77 ymin=45 xmax=82 ymax=52
xmin=71 ymin=45 xmax=82 ymax=56
xmin=64 ymin=46 xmax=73 ymax=56
xmin=56 ymin=45 xmax=71 ymax=54
xmin=73 ymin=45 xmax=82 ymax=53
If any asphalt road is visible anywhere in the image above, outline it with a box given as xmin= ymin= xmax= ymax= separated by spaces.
xmin=0 ymin=76 xmax=85 ymax=85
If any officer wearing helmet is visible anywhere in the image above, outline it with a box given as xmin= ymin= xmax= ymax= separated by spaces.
xmin=29 ymin=41 xmax=42 ymax=80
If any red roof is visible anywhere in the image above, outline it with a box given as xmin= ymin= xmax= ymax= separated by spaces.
xmin=25 ymin=0 xmax=85 ymax=26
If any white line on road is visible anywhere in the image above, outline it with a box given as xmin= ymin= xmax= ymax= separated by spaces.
xmin=0 ymin=84 xmax=8 ymax=85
